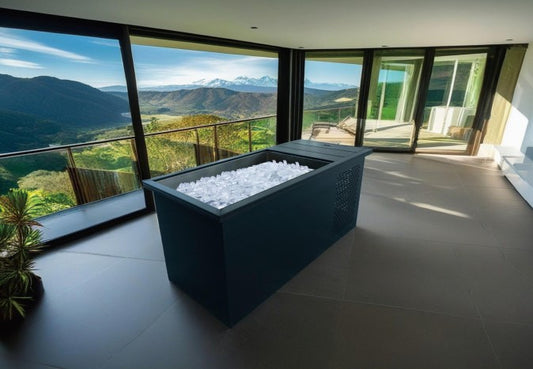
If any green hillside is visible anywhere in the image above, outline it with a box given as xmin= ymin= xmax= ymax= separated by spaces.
xmin=0 ymin=74 xmax=130 ymax=127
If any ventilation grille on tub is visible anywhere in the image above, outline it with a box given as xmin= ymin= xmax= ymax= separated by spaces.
xmin=333 ymin=165 xmax=360 ymax=233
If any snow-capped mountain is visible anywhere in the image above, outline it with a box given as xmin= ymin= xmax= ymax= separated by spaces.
xmin=100 ymin=76 xmax=356 ymax=93
xmin=303 ymin=78 xmax=355 ymax=91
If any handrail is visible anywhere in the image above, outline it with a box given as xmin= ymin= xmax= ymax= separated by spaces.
xmin=303 ymin=105 xmax=356 ymax=113
xmin=143 ymin=114 xmax=275 ymax=137
xmin=0 ymin=114 xmax=276 ymax=159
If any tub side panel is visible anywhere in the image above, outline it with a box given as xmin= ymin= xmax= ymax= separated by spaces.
xmin=153 ymin=194 xmax=230 ymax=324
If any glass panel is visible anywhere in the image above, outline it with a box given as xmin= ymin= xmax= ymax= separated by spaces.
xmin=130 ymin=36 xmax=278 ymax=173
xmin=303 ymin=51 xmax=363 ymax=146
xmin=69 ymin=140 xmax=141 ymax=203
xmin=0 ymin=151 xmax=75 ymax=217
xmin=417 ymin=49 xmax=488 ymax=151
xmin=363 ymin=50 xmax=424 ymax=148
xmin=0 ymin=26 xmax=139 ymax=216
xmin=145 ymin=131 xmax=197 ymax=176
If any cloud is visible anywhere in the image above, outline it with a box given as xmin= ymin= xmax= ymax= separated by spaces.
xmin=0 ymin=58 xmax=43 ymax=69
xmin=91 ymin=39 xmax=120 ymax=48
xmin=0 ymin=32 xmax=92 ymax=62
xmin=0 ymin=47 xmax=15 ymax=54
xmin=134 ymin=56 xmax=277 ymax=87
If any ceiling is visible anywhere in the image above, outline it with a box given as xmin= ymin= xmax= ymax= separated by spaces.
xmin=1 ymin=0 xmax=532 ymax=49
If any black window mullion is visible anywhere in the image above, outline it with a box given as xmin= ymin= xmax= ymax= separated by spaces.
xmin=355 ymin=49 xmax=374 ymax=147
xmin=411 ymin=48 xmax=435 ymax=152
xmin=119 ymin=26 xmax=154 ymax=210
xmin=276 ymin=49 xmax=291 ymax=144
xmin=290 ymin=50 xmax=306 ymax=141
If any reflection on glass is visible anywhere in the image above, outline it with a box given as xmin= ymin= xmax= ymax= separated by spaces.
xmin=417 ymin=49 xmax=487 ymax=151
xmin=302 ymin=52 xmax=363 ymax=146
xmin=363 ymin=50 xmax=424 ymax=148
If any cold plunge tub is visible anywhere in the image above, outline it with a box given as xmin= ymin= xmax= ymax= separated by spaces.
xmin=143 ymin=140 xmax=372 ymax=326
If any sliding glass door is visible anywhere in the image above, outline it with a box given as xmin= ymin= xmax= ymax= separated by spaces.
xmin=416 ymin=48 xmax=488 ymax=152
xmin=363 ymin=49 xmax=424 ymax=149
xmin=302 ymin=51 xmax=363 ymax=146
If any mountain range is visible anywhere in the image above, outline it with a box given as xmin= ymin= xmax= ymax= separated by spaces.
xmin=100 ymin=76 xmax=356 ymax=93
xmin=0 ymin=74 xmax=130 ymax=153
xmin=0 ymin=73 xmax=358 ymax=153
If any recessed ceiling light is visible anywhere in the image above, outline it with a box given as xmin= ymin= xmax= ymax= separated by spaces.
xmin=381 ymin=45 xmax=388 ymax=48
xmin=505 ymin=38 xmax=514 ymax=42
xmin=298 ymin=46 xmax=304 ymax=49
xmin=250 ymin=26 xmax=258 ymax=30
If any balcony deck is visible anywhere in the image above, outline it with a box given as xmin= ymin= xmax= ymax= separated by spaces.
xmin=2 ymin=152 xmax=533 ymax=369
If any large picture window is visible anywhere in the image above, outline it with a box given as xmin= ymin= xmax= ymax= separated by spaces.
xmin=302 ymin=51 xmax=363 ymax=146
xmin=0 ymin=27 xmax=141 ymax=217
xmin=130 ymin=36 xmax=278 ymax=176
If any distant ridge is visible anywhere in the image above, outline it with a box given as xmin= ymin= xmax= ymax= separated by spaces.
xmin=0 ymin=74 xmax=130 ymax=127
xmin=100 ymin=76 xmax=356 ymax=93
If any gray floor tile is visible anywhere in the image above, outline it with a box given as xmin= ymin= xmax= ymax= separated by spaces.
xmin=357 ymin=193 xmax=499 ymax=246
xmin=217 ymin=293 xmax=342 ymax=369
xmin=6 ymin=259 xmax=178 ymax=369
xmin=63 ymin=215 xmax=165 ymax=261
xmin=455 ymin=246 xmax=533 ymax=324
xmin=102 ymin=292 xmax=228 ymax=369
xmin=484 ymin=320 xmax=533 ymax=369
xmin=104 ymin=292 xmax=342 ymax=369
xmin=279 ymin=230 xmax=353 ymax=299
xmin=502 ymin=248 xmax=533 ymax=281
xmin=346 ymin=232 xmax=477 ymax=317
xmin=34 ymin=252 xmax=121 ymax=299
xmin=329 ymin=302 xmax=499 ymax=369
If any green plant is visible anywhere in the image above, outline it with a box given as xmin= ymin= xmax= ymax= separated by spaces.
xmin=0 ymin=189 xmax=44 ymax=321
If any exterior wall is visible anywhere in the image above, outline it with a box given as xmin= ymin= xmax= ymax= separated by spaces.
xmin=502 ymin=47 xmax=533 ymax=152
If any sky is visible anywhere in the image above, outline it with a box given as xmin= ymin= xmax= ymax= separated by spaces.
xmin=0 ymin=27 xmax=279 ymax=88
xmin=305 ymin=61 xmax=361 ymax=86
xmin=0 ymin=26 xmax=402 ymax=89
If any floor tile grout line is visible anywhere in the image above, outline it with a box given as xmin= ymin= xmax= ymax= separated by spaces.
xmin=352 ymin=228 xmax=503 ymax=250
xmin=99 ymin=299 xmax=181 ymax=369
xmin=57 ymin=250 xmax=165 ymax=262
xmin=21 ymin=359 xmax=69 ymax=369
xmin=278 ymin=290 xmax=485 ymax=322
xmin=474 ymin=303 xmax=504 ymax=369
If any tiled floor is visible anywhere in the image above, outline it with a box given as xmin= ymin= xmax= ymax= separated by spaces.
xmin=2 ymin=153 xmax=533 ymax=369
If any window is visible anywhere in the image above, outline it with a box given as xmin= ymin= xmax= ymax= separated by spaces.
xmin=130 ymin=36 xmax=278 ymax=176
xmin=0 ymin=26 xmax=141 ymax=217
xmin=417 ymin=48 xmax=488 ymax=151
xmin=363 ymin=49 xmax=424 ymax=149
xmin=302 ymin=51 xmax=363 ymax=146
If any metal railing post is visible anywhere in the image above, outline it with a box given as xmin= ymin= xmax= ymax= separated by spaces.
xmin=213 ymin=125 xmax=220 ymax=161
xmin=194 ymin=128 xmax=201 ymax=165
xmin=248 ymin=121 xmax=253 ymax=152
xmin=65 ymin=147 xmax=85 ymax=205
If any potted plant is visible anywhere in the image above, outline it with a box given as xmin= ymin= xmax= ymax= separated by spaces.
xmin=0 ymin=189 xmax=44 ymax=324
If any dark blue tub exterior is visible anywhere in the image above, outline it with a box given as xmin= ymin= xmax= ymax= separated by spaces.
xmin=143 ymin=140 xmax=371 ymax=326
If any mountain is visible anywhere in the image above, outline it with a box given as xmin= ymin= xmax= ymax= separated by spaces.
xmin=0 ymin=109 xmax=62 ymax=153
xmin=303 ymin=78 xmax=355 ymax=91
xmin=0 ymin=74 xmax=130 ymax=128
xmin=134 ymin=86 xmax=358 ymax=118
xmin=100 ymin=76 xmax=355 ymax=94
xmin=137 ymin=87 xmax=277 ymax=118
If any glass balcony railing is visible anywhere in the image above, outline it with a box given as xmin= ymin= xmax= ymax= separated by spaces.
xmin=0 ymin=115 xmax=277 ymax=218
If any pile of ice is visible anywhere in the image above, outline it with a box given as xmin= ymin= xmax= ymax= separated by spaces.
xmin=176 ymin=160 xmax=313 ymax=209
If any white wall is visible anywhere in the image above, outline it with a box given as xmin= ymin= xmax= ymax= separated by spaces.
xmin=502 ymin=47 xmax=533 ymax=152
